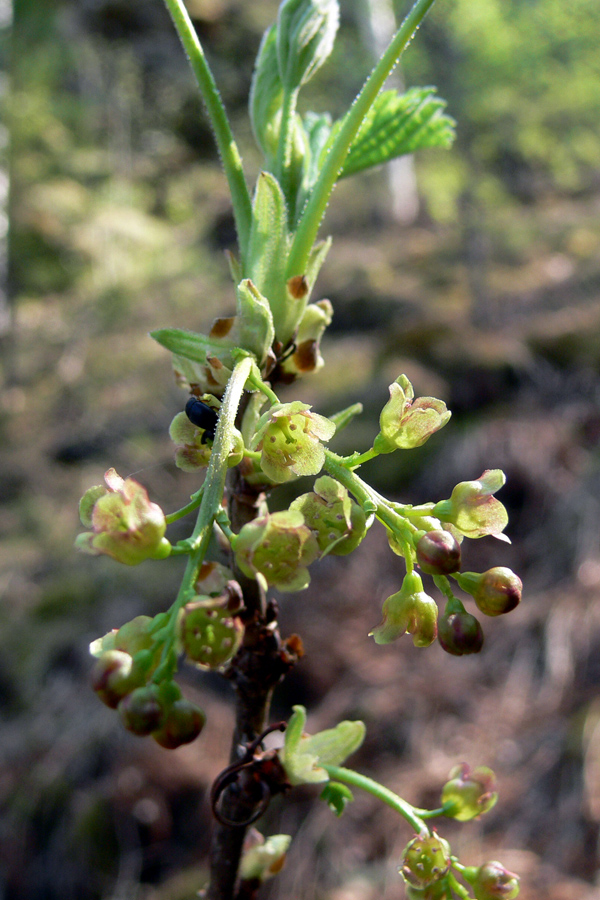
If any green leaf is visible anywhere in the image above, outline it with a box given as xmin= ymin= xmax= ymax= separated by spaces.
xmin=247 ymin=172 xmax=292 ymax=342
xmin=277 ymin=0 xmax=339 ymax=91
xmin=279 ymin=705 xmax=366 ymax=786
xmin=332 ymin=88 xmax=455 ymax=180
xmin=236 ymin=279 xmax=275 ymax=364
xmin=250 ymin=25 xmax=284 ymax=160
xmin=320 ymin=781 xmax=354 ymax=816
xmin=150 ymin=328 xmax=235 ymax=365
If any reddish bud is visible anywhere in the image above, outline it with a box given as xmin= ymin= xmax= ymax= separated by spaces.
xmin=416 ymin=531 xmax=461 ymax=575
xmin=152 ymin=698 xmax=206 ymax=749
xmin=457 ymin=567 xmax=522 ymax=617
xmin=91 ymin=650 xmax=143 ymax=709
xmin=438 ymin=607 xmax=484 ymax=656
xmin=118 ymin=685 xmax=166 ymax=736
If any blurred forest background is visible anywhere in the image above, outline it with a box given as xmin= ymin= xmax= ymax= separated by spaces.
xmin=1 ymin=0 xmax=600 ymax=898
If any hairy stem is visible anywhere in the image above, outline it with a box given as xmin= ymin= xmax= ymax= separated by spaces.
xmin=286 ymin=0 xmax=438 ymax=278
xmin=162 ymin=0 xmax=252 ymax=261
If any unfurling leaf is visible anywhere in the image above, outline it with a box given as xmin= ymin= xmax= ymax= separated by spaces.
xmin=332 ymin=88 xmax=455 ymax=180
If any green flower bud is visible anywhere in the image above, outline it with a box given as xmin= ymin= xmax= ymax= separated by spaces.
xmin=152 ymin=698 xmax=206 ymax=749
xmin=281 ymin=300 xmax=333 ymax=377
xmin=433 ymin=470 xmax=508 ymax=539
xmin=277 ymin=0 xmax=339 ymax=91
xmin=370 ymin=572 xmax=438 ymax=647
xmin=438 ymin=606 xmax=484 ymax=656
xmin=289 ymin=475 xmax=367 ymax=556
xmin=469 ymin=861 xmax=520 ymax=900
xmin=400 ymin=834 xmax=451 ymax=889
xmin=75 ymin=469 xmax=171 ymax=565
xmin=373 ymin=375 xmax=451 ymax=454
xmin=114 ymin=616 xmax=154 ymax=656
xmin=178 ymin=593 xmax=244 ymax=670
xmin=118 ymin=684 xmax=167 ymax=736
xmin=91 ymin=649 xmax=144 ymax=709
xmin=441 ymin=763 xmax=498 ymax=821
xmin=416 ymin=530 xmax=461 ymax=575
xmin=233 ymin=510 xmax=320 ymax=592
xmin=239 ymin=832 xmax=292 ymax=882
xmin=456 ymin=567 xmax=522 ymax=617
xmin=252 ymin=401 xmax=336 ymax=483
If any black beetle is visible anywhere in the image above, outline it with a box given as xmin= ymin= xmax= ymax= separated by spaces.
xmin=185 ymin=397 xmax=219 ymax=443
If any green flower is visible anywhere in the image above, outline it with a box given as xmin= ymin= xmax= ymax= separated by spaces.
xmin=233 ymin=510 xmax=320 ymax=592
xmin=75 ymin=469 xmax=171 ymax=565
xmin=252 ymin=401 xmax=336 ymax=483
xmin=441 ymin=763 xmax=498 ymax=821
xmin=278 ymin=705 xmax=365 ymax=786
xmin=433 ymin=470 xmax=509 ymax=539
xmin=289 ymin=475 xmax=368 ymax=556
xmin=400 ymin=834 xmax=451 ymax=889
xmin=370 ymin=572 xmax=438 ymax=647
xmin=178 ymin=594 xmax=244 ymax=670
xmin=467 ymin=862 xmax=520 ymax=900
xmin=374 ymin=375 xmax=451 ymax=454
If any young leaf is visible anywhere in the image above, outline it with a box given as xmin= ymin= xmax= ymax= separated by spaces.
xmin=150 ymin=328 xmax=235 ymax=365
xmin=247 ymin=172 xmax=293 ymax=343
xmin=236 ymin=279 xmax=275 ymax=364
xmin=277 ymin=0 xmax=339 ymax=91
xmin=330 ymin=88 xmax=455 ymax=180
xmin=250 ymin=25 xmax=284 ymax=160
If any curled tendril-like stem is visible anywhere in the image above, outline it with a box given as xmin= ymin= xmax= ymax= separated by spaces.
xmin=210 ymin=722 xmax=287 ymax=827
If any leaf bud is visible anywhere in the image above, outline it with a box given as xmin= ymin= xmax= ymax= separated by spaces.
xmin=441 ymin=763 xmax=498 ymax=821
xmin=438 ymin=603 xmax=484 ymax=656
xmin=370 ymin=572 xmax=438 ymax=647
xmin=152 ymin=698 xmax=206 ymax=749
xmin=416 ymin=530 xmax=461 ymax=575
xmin=433 ymin=470 xmax=508 ymax=539
xmin=118 ymin=684 xmax=167 ymax=736
xmin=277 ymin=0 xmax=340 ymax=91
xmin=456 ymin=567 xmax=522 ymax=617
xmin=400 ymin=834 xmax=451 ymax=889
xmin=467 ymin=861 xmax=520 ymax=899
xmin=374 ymin=374 xmax=451 ymax=454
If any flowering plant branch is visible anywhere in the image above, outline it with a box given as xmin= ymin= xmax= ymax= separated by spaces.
xmin=78 ymin=2 xmax=522 ymax=898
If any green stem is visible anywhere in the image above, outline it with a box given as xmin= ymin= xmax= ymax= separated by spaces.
xmin=165 ymin=487 xmax=205 ymax=524
xmin=344 ymin=447 xmax=380 ymax=468
xmin=162 ymin=0 xmax=252 ymax=261
xmin=153 ymin=357 xmax=253 ymax=681
xmin=323 ymin=765 xmax=429 ymax=835
xmin=325 ymin=450 xmax=414 ymax=544
xmin=286 ymin=0 xmax=438 ymax=278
